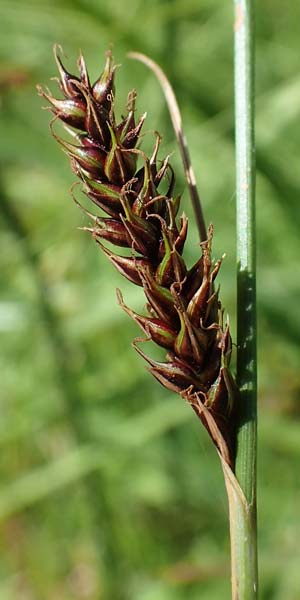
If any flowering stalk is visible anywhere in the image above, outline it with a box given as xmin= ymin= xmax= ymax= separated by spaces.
xmin=38 ymin=44 xmax=240 ymax=574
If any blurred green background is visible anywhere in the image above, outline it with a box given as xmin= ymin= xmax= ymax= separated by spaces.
xmin=1 ymin=1 xmax=300 ymax=598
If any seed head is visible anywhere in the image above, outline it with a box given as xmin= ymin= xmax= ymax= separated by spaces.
xmin=38 ymin=47 xmax=237 ymax=467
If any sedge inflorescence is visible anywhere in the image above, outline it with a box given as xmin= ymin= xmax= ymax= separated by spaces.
xmin=38 ymin=47 xmax=237 ymax=466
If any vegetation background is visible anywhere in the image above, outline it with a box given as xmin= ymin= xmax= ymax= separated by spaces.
xmin=1 ymin=1 xmax=299 ymax=598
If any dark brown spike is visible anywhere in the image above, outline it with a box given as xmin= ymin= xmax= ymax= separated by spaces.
xmin=39 ymin=47 xmax=236 ymax=468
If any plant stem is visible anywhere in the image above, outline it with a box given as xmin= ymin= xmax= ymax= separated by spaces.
xmin=230 ymin=0 xmax=258 ymax=598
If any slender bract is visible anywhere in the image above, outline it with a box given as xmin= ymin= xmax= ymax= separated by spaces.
xmin=230 ymin=0 xmax=258 ymax=597
xmin=128 ymin=52 xmax=207 ymax=243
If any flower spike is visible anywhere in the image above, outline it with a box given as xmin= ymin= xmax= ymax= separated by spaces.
xmin=39 ymin=47 xmax=237 ymax=467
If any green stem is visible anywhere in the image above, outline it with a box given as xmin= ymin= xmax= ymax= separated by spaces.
xmin=231 ymin=1 xmax=258 ymax=598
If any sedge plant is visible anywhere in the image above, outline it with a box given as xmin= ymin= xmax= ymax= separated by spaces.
xmin=37 ymin=11 xmax=258 ymax=595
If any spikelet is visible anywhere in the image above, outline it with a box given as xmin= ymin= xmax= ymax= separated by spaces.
xmin=38 ymin=46 xmax=237 ymax=467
